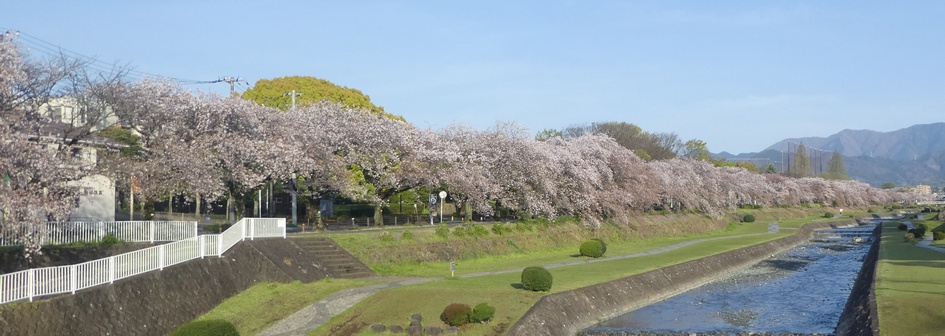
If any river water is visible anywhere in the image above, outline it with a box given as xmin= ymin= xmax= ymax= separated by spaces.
xmin=582 ymin=239 xmax=870 ymax=336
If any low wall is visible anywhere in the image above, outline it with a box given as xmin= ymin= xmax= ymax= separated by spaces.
xmin=834 ymin=225 xmax=881 ymax=336
xmin=507 ymin=221 xmax=851 ymax=336
xmin=0 ymin=239 xmax=326 ymax=336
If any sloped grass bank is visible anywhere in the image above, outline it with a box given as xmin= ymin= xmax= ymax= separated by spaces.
xmin=184 ymin=279 xmax=377 ymax=336
xmin=327 ymin=208 xmax=821 ymax=277
xmin=876 ymin=220 xmax=945 ymax=336
xmin=312 ymin=226 xmax=803 ymax=336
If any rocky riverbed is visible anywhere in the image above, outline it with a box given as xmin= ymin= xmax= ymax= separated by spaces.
xmin=582 ymin=240 xmax=870 ymax=336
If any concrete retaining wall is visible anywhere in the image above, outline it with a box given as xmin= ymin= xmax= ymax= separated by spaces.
xmin=0 ymin=239 xmax=329 ymax=336
xmin=507 ymin=221 xmax=850 ymax=336
xmin=834 ymin=225 xmax=881 ymax=336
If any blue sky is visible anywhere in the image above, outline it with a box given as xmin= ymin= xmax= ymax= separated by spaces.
xmin=4 ymin=1 xmax=944 ymax=154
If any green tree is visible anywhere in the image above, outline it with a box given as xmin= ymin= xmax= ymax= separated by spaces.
xmin=681 ymin=139 xmax=711 ymax=161
xmin=534 ymin=128 xmax=561 ymax=141
xmin=765 ymin=164 xmax=777 ymax=174
xmin=565 ymin=121 xmax=680 ymax=160
xmin=790 ymin=144 xmax=812 ymax=177
xmin=880 ymin=182 xmax=896 ymax=189
xmin=242 ymin=76 xmax=403 ymax=120
xmin=822 ymin=150 xmax=848 ymax=180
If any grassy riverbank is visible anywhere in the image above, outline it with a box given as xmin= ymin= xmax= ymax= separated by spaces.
xmin=876 ymin=218 xmax=945 ymax=336
xmin=186 ymin=207 xmax=864 ymax=335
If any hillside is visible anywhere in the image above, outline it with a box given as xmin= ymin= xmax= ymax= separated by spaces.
xmin=716 ymin=123 xmax=945 ymax=188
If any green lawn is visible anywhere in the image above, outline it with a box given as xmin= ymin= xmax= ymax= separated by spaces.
xmin=182 ymin=208 xmax=868 ymax=336
xmin=181 ymin=279 xmax=377 ymax=335
xmin=876 ymin=221 xmax=945 ymax=336
xmin=310 ymin=224 xmax=800 ymax=335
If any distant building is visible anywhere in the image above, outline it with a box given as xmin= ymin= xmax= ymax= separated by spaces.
xmin=915 ymin=185 xmax=932 ymax=194
xmin=37 ymin=98 xmax=118 ymax=221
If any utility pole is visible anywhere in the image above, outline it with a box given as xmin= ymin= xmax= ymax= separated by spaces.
xmin=221 ymin=76 xmax=247 ymax=95
xmin=284 ymin=90 xmax=302 ymax=109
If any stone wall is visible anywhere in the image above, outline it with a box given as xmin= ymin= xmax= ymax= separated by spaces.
xmin=0 ymin=239 xmax=329 ymax=336
xmin=507 ymin=221 xmax=849 ymax=336
xmin=834 ymin=225 xmax=881 ymax=336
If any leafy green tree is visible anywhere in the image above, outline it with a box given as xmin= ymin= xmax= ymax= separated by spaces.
xmin=242 ymin=76 xmax=403 ymax=120
xmin=790 ymin=144 xmax=812 ymax=177
xmin=681 ymin=139 xmax=711 ymax=161
xmin=822 ymin=150 xmax=848 ymax=180
xmin=881 ymin=182 xmax=896 ymax=189
xmin=535 ymin=128 xmax=561 ymax=141
xmin=564 ymin=122 xmax=680 ymax=160
xmin=765 ymin=164 xmax=777 ymax=174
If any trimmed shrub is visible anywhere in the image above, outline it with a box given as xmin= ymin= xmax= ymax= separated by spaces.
xmin=823 ymin=212 xmax=834 ymax=218
xmin=401 ymin=230 xmax=413 ymax=240
xmin=521 ymin=266 xmax=553 ymax=291
xmin=470 ymin=302 xmax=496 ymax=323
xmin=580 ymin=240 xmax=605 ymax=258
xmin=435 ymin=224 xmax=449 ymax=238
xmin=468 ymin=224 xmax=490 ymax=238
xmin=897 ymin=223 xmax=908 ymax=231
xmin=491 ymin=223 xmax=512 ymax=235
xmin=905 ymin=232 xmax=915 ymax=242
xmin=172 ymin=320 xmax=239 ymax=336
xmin=934 ymin=231 xmax=945 ymax=241
xmin=742 ymin=214 xmax=756 ymax=223
xmin=452 ymin=226 xmax=467 ymax=238
xmin=440 ymin=303 xmax=472 ymax=326
xmin=591 ymin=238 xmax=607 ymax=255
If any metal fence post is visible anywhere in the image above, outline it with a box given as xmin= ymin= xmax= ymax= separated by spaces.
xmin=108 ymin=256 xmax=115 ymax=284
xmin=193 ymin=222 xmax=198 ymax=238
xmin=250 ymin=219 xmax=255 ymax=240
xmin=199 ymin=235 xmax=205 ymax=259
xmin=70 ymin=265 xmax=77 ymax=294
xmin=27 ymin=269 xmax=34 ymax=302
xmin=150 ymin=221 xmax=155 ymax=243
xmin=159 ymin=245 xmax=165 ymax=270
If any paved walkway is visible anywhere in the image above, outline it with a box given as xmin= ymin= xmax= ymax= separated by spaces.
xmin=896 ymin=220 xmax=945 ymax=253
xmin=257 ymin=232 xmax=773 ymax=336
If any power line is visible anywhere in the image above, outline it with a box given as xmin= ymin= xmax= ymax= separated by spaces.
xmin=2 ymin=28 xmax=232 ymax=87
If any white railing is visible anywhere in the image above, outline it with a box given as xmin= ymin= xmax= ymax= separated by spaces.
xmin=0 ymin=221 xmax=197 ymax=247
xmin=0 ymin=217 xmax=285 ymax=305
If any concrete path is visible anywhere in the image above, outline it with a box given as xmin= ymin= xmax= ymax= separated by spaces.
xmin=916 ymin=233 xmax=945 ymax=253
xmin=257 ymin=232 xmax=771 ymax=336
xmin=896 ymin=220 xmax=945 ymax=253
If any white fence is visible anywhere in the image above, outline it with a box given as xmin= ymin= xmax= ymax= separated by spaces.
xmin=0 ymin=217 xmax=285 ymax=305
xmin=0 ymin=221 xmax=197 ymax=247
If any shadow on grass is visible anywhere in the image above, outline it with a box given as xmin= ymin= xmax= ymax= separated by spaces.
xmin=510 ymin=283 xmax=525 ymax=290
xmin=570 ymin=253 xmax=583 ymax=258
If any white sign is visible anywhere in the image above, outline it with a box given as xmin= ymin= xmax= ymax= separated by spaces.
xmin=439 ymin=191 xmax=448 ymax=199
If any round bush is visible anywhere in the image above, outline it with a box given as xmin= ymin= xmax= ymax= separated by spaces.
xmin=580 ymin=240 xmax=605 ymax=258
xmin=823 ymin=212 xmax=834 ymax=218
xmin=934 ymin=231 xmax=945 ymax=241
xmin=172 ymin=320 xmax=239 ymax=336
xmin=521 ymin=266 xmax=553 ymax=292
xmin=897 ymin=223 xmax=908 ymax=231
xmin=591 ymin=238 xmax=608 ymax=254
xmin=470 ymin=302 xmax=496 ymax=323
xmin=905 ymin=232 xmax=915 ymax=242
xmin=742 ymin=214 xmax=756 ymax=223
xmin=440 ymin=303 xmax=472 ymax=326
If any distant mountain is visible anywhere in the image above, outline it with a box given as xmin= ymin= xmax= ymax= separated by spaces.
xmin=713 ymin=122 xmax=945 ymax=188
xmin=764 ymin=122 xmax=945 ymax=161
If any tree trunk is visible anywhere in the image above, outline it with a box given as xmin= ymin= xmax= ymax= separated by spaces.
xmin=226 ymin=192 xmax=235 ymax=224
xmin=464 ymin=202 xmax=473 ymax=222
xmin=374 ymin=204 xmax=384 ymax=227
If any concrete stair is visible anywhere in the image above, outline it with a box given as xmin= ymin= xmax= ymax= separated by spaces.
xmin=290 ymin=237 xmax=375 ymax=279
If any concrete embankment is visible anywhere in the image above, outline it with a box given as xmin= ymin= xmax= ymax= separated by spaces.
xmin=834 ymin=224 xmax=881 ymax=336
xmin=0 ymin=239 xmax=338 ymax=336
xmin=507 ymin=220 xmax=853 ymax=336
